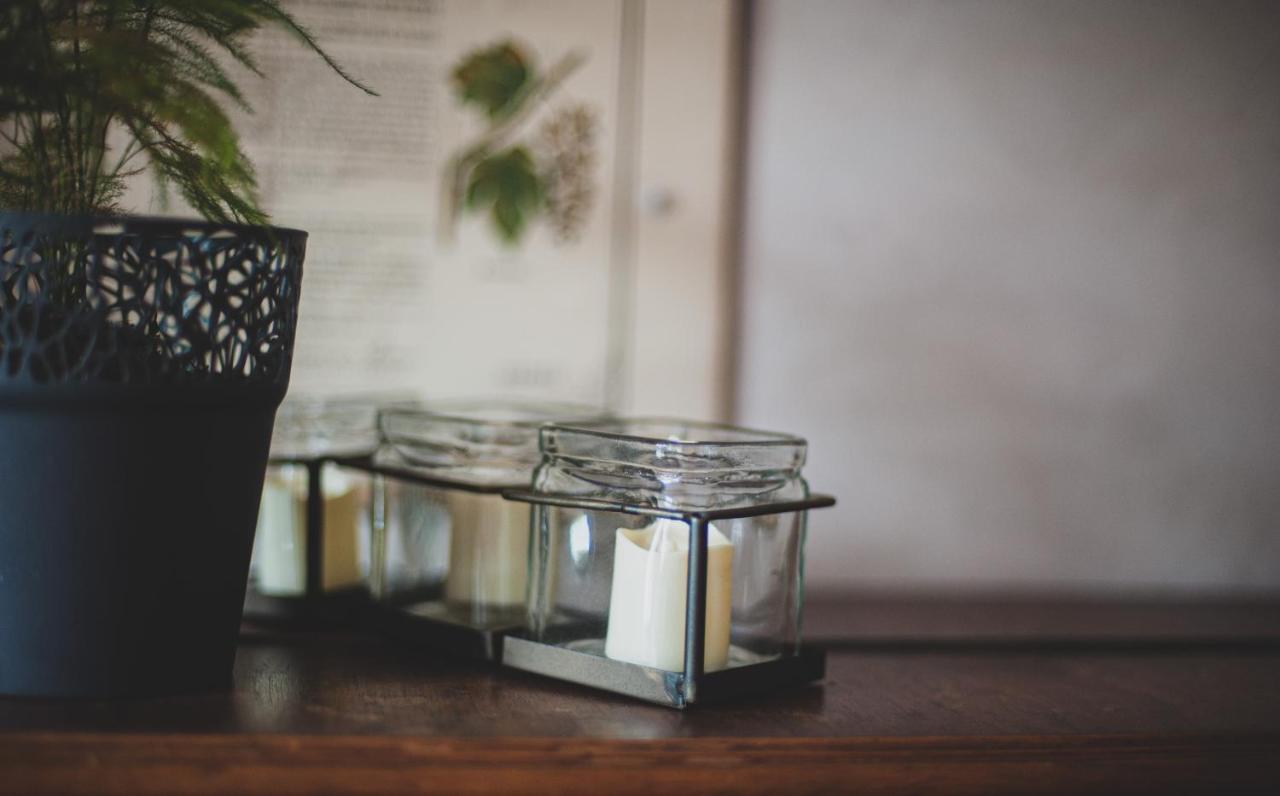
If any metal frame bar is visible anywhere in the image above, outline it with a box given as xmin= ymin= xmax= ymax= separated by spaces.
xmin=331 ymin=453 xmax=522 ymax=495
xmin=304 ymin=459 xmax=324 ymax=598
xmin=499 ymin=490 xmax=836 ymax=521
xmin=683 ymin=516 xmax=708 ymax=703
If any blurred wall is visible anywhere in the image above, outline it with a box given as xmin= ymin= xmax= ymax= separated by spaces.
xmin=737 ymin=0 xmax=1280 ymax=594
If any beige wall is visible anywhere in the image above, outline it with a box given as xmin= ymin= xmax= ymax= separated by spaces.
xmin=737 ymin=0 xmax=1280 ymax=593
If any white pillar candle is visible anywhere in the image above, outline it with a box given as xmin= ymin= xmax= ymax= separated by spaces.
xmin=443 ymin=491 xmax=531 ymax=608
xmin=604 ymin=518 xmax=734 ymax=672
xmin=253 ymin=469 xmax=306 ymax=595
xmin=253 ymin=466 xmax=363 ymax=595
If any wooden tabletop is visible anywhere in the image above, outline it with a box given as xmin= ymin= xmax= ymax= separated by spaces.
xmin=3 ymin=594 xmax=1279 ymax=794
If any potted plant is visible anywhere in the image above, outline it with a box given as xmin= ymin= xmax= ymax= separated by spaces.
xmin=0 ymin=0 xmax=372 ymax=697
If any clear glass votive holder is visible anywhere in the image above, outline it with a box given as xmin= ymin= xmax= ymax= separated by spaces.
xmin=351 ymin=401 xmax=608 ymax=659
xmin=245 ymin=394 xmax=404 ymax=623
xmin=500 ymin=419 xmax=835 ymax=708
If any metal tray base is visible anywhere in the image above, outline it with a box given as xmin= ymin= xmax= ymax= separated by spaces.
xmin=502 ymin=633 xmax=826 ymax=708
xmin=242 ymin=587 xmax=369 ymax=629
xmin=364 ymin=600 xmax=523 ymax=662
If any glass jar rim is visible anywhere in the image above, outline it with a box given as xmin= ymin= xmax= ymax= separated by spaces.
xmin=539 ymin=417 xmax=808 ymax=475
xmin=376 ymin=399 xmax=610 ymax=484
xmin=271 ymin=392 xmax=410 ymax=458
xmin=541 ymin=417 xmax=806 ymax=448
xmin=380 ymin=399 xmax=607 ymax=432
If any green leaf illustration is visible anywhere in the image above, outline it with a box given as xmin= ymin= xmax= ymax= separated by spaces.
xmin=451 ymin=42 xmax=531 ymax=120
xmin=465 ymin=146 xmax=543 ymax=243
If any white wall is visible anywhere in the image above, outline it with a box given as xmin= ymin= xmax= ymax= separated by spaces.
xmin=738 ymin=0 xmax=1280 ymax=594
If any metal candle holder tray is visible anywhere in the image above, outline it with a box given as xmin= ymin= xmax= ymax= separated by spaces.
xmin=242 ymin=453 xmax=372 ymax=627
xmin=499 ymin=489 xmax=836 ymax=708
xmin=334 ymin=454 xmax=528 ymax=661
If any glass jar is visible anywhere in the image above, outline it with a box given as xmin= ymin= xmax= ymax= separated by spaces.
xmin=502 ymin=419 xmax=834 ymax=707
xmin=364 ymin=401 xmax=608 ymax=654
xmin=246 ymin=395 xmax=397 ymax=616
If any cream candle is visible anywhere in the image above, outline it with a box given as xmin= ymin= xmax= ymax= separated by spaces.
xmin=604 ymin=518 xmax=734 ymax=672
xmin=443 ymin=491 xmax=531 ymax=608
xmin=319 ymin=469 xmax=364 ymax=590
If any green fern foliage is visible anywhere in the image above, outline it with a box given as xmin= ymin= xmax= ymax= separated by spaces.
xmin=0 ymin=0 xmax=375 ymax=224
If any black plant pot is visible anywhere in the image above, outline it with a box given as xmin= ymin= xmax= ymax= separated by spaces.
xmin=0 ymin=213 xmax=305 ymax=697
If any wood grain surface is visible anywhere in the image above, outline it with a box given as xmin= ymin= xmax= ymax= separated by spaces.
xmin=2 ymin=733 xmax=1278 ymax=795
xmin=1 ymin=595 xmax=1278 ymax=793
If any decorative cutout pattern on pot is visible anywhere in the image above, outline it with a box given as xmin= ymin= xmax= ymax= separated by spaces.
xmin=0 ymin=213 xmax=305 ymax=385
